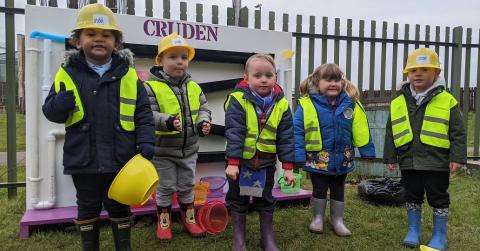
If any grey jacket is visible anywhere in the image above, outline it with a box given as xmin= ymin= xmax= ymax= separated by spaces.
xmin=145 ymin=66 xmax=211 ymax=158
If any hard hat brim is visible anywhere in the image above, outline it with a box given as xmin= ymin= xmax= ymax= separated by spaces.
xmin=155 ymin=45 xmax=195 ymax=65
xmin=403 ymin=65 xmax=441 ymax=74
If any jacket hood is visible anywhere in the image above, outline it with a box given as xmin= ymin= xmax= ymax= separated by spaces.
xmin=63 ymin=48 xmax=135 ymax=68
xmin=147 ymin=65 xmax=192 ymax=85
xmin=234 ymin=80 xmax=285 ymax=100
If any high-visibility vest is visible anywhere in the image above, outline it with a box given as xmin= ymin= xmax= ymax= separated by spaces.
xmin=390 ymin=90 xmax=457 ymax=149
xmin=298 ymin=96 xmax=370 ymax=151
xmin=54 ymin=67 xmax=138 ymax=131
xmin=224 ymin=91 xmax=290 ymax=159
xmin=145 ymin=80 xmax=202 ymax=135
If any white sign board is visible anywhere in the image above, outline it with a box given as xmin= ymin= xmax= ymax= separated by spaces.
xmin=24 ymin=5 xmax=292 ymax=208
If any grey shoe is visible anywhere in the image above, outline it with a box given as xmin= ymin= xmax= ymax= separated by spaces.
xmin=309 ymin=198 xmax=326 ymax=233
xmin=330 ymin=199 xmax=352 ymax=237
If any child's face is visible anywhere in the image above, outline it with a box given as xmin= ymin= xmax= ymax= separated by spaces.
xmin=244 ymin=59 xmax=276 ymax=97
xmin=76 ymin=28 xmax=116 ymax=65
xmin=318 ymin=79 xmax=343 ymax=99
xmin=158 ymin=47 xmax=189 ymax=81
xmin=407 ymin=67 xmax=441 ymax=92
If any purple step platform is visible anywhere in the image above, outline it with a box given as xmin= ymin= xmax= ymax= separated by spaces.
xmin=19 ymin=188 xmax=311 ymax=239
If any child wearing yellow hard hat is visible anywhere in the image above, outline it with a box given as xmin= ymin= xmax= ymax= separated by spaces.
xmin=143 ymin=32 xmax=212 ymax=241
xmin=42 ymin=3 xmax=155 ymax=250
xmin=384 ymin=47 xmax=466 ymax=251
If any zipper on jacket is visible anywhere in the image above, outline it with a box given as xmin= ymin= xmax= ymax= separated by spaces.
xmin=332 ymin=104 xmax=337 ymax=174
xmin=179 ymin=85 xmax=188 ymax=158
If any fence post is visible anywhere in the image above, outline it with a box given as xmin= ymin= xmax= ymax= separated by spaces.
xmin=5 ymin=0 xmax=17 ymax=199
xmin=451 ymin=26 xmax=463 ymax=101
xmin=239 ymin=6 xmax=248 ymax=27
xmin=145 ymin=0 xmax=153 ymax=17
xmin=294 ymin=15 xmax=302 ymax=105
xmin=163 ymin=0 xmax=171 ymax=19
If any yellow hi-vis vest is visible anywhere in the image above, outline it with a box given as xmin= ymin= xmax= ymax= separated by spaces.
xmin=224 ymin=91 xmax=290 ymax=159
xmin=390 ymin=90 xmax=457 ymax=149
xmin=298 ymin=96 xmax=370 ymax=151
xmin=54 ymin=67 xmax=138 ymax=131
xmin=145 ymin=80 xmax=202 ymax=135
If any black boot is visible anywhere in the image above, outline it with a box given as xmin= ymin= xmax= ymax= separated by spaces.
xmin=74 ymin=217 xmax=99 ymax=251
xmin=259 ymin=211 xmax=279 ymax=251
xmin=231 ymin=211 xmax=247 ymax=251
xmin=110 ymin=215 xmax=134 ymax=251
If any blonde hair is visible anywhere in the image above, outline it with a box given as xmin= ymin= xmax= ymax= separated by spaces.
xmin=299 ymin=63 xmax=359 ymax=100
xmin=245 ymin=54 xmax=276 ymax=74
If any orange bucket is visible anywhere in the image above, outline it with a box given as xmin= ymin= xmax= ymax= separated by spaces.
xmin=194 ymin=181 xmax=209 ymax=206
xmin=197 ymin=200 xmax=229 ymax=235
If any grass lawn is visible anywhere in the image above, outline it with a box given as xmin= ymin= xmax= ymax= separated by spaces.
xmin=1 ymin=166 xmax=479 ymax=250
xmin=0 ymin=112 xmax=26 ymax=152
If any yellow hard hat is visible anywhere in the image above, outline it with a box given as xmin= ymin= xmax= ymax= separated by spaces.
xmin=74 ymin=3 xmax=121 ymax=33
xmin=108 ymin=154 xmax=159 ymax=206
xmin=155 ymin=32 xmax=195 ymax=64
xmin=419 ymin=245 xmax=440 ymax=251
xmin=403 ymin=47 xmax=441 ymax=74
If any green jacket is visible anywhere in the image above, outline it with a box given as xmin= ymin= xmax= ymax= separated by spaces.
xmin=383 ymin=82 xmax=467 ymax=171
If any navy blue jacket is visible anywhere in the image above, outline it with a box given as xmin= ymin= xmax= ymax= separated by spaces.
xmin=224 ymin=80 xmax=294 ymax=170
xmin=294 ymin=91 xmax=375 ymax=175
xmin=42 ymin=49 xmax=155 ymax=174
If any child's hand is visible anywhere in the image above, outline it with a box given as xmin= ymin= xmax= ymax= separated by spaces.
xmin=283 ymin=169 xmax=296 ymax=187
xmin=202 ymin=121 xmax=211 ymax=135
xmin=173 ymin=115 xmax=182 ymax=131
xmin=225 ymin=164 xmax=239 ymax=181
xmin=387 ymin=163 xmax=397 ymax=172
xmin=449 ymin=162 xmax=463 ymax=172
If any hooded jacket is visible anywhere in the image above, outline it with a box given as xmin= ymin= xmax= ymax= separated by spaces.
xmin=225 ymin=80 xmax=294 ymax=170
xmin=383 ymin=78 xmax=467 ymax=171
xmin=294 ymin=91 xmax=375 ymax=175
xmin=144 ymin=66 xmax=212 ymax=158
xmin=42 ymin=49 xmax=155 ymax=174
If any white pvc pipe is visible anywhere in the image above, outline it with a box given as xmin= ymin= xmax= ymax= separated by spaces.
xmin=26 ymin=38 xmax=42 ymax=208
xmin=32 ymin=129 xmax=64 ymax=210
xmin=41 ymin=39 xmax=52 ymax=102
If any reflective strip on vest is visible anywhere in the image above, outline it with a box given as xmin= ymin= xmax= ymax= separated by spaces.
xmin=146 ymin=80 xmax=202 ymax=135
xmin=225 ymin=91 xmax=290 ymax=159
xmin=119 ymin=68 xmax=138 ymax=131
xmin=54 ymin=67 xmax=84 ymax=127
xmin=54 ymin=67 xmax=138 ymax=130
xmin=298 ymin=96 xmax=322 ymax=151
xmin=298 ymin=96 xmax=370 ymax=151
xmin=390 ymin=95 xmax=414 ymax=148
xmin=420 ymin=91 xmax=457 ymax=149
xmin=390 ymin=91 xmax=457 ymax=149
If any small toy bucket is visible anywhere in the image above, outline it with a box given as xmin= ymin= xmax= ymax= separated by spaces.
xmin=197 ymin=200 xmax=229 ymax=235
xmin=194 ymin=181 xmax=209 ymax=205
xmin=278 ymin=172 xmax=302 ymax=194
xmin=200 ymin=176 xmax=227 ymax=198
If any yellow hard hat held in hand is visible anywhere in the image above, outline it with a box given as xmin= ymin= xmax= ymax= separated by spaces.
xmin=74 ymin=3 xmax=121 ymax=33
xmin=403 ymin=47 xmax=441 ymax=74
xmin=108 ymin=154 xmax=159 ymax=206
xmin=155 ymin=32 xmax=195 ymax=64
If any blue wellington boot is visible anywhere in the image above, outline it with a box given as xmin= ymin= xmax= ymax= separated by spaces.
xmin=426 ymin=213 xmax=448 ymax=251
xmin=403 ymin=206 xmax=422 ymax=248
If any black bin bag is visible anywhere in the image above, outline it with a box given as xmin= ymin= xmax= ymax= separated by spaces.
xmin=357 ymin=178 xmax=405 ymax=206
